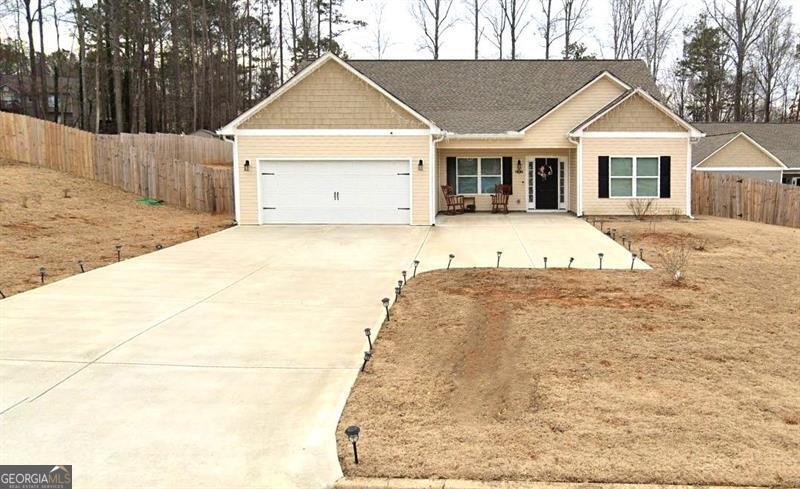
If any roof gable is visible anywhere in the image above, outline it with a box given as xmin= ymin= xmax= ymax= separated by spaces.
xmin=694 ymin=132 xmax=786 ymax=169
xmin=694 ymin=123 xmax=800 ymax=169
xmin=219 ymin=54 xmax=435 ymax=134
xmin=585 ymin=92 xmax=684 ymax=132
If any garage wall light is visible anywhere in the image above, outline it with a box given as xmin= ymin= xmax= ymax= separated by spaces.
xmin=418 ymin=159 xmax=424 ymax=171
xmin=244 ymin=160 xmax=250 ymax=172
xmin=516 ymin=160 xmax=523 ymax=174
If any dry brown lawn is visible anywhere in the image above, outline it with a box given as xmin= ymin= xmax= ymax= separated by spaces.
xmin=337 ymin=216 xmax=800 ymax=487
xmin=0 ymin=161 xmax=232 ymax=296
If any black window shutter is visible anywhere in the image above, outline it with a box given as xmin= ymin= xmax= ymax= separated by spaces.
xmin=446 ymin=157 xmax=457 ymax=190
xmin=660 ymin=156 xmax=671 ymax=198
xmin=598 ymin=156 xmax=610 ymax=198
xmin=502 ymin=156 xmax=513 ymax=194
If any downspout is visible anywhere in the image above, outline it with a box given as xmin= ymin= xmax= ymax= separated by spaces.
xmin=430 ymin=131 xmax=445 ymax=225
xmin=230 ymin=134 xmax=241 ymax=224
xmin=568 ymin=135 xmax=583 ymax=216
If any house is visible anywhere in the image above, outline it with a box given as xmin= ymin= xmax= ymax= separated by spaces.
xmin=0 ymin=74 xmax=80 ymax=125
xmin=692 ymin=123 xmax=800 ymax=185
xmin=218 ymin=53 xmax=704 ymax=225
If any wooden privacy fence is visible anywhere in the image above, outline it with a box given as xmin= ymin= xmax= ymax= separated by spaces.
xmin=692 ymin=171 xmax=800 ymax=228
xmin=0 ymin=111 xmax=234 ymax=214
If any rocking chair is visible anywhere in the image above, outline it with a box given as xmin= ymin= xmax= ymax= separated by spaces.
xmin=491 ymin=184 xmax=511 ymax=214
xmin=440 ymin=185 xmax=465 ymax=215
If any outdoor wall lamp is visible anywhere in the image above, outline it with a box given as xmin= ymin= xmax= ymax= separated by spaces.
xmin=344 ymin=425 xmax=361 ymax=464
xmin=418 ymin=159 xmax=424 ymax=171
xmin=516 ymin=159 xmax=523 ymax=174
xmin=244 ymin=160 xmax=250 ymax=171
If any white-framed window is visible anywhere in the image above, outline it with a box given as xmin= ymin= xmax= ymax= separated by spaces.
xmin=456 ymin=157 xmax=503 ymax=194
xmin=610 ymin=156 xmax=659 ymax=198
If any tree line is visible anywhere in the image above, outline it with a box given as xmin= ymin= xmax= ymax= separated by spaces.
xmin=0 ymin=0 xmax=797 ymax=135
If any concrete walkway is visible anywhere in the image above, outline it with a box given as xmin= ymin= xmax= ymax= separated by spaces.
xmin=0 ymin=214 xmax=642 ymax=489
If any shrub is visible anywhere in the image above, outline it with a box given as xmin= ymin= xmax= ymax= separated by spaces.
xmin=660 ymin=241 xmax=691 ymax=284
xmin=627 ymin=199 xmax=658 ymax=220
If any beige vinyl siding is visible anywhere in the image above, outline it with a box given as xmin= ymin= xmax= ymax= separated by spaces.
xmin=236 ymin=135 xmax=430 ymax=225
xmin=437 ymin=149 xmax=571 ymax=212
xmin=581 ymin=137 xmax=688 ymax=215
xmin=569 ymin=147 xmax=578 ymax=212
xmin=437 ymin=76 xmax=627 ymax=151
xmin=239 ymin=61 xmax=427 ymax=130
xmin=695 ymin=135 xmax=784 ymax=168
xmin=586 ymin=93 xmax=684 ymax=132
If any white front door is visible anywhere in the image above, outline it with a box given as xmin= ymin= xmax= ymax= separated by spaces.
xmin=259 ymin=160 xmax=411 ymax=224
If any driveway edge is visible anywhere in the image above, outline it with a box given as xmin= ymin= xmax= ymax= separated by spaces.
xmin=334 ymin=478 xmax=781 ymax=489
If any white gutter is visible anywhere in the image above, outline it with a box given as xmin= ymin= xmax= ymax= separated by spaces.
xmin=442 ymin=131 xmax=524 ymax=140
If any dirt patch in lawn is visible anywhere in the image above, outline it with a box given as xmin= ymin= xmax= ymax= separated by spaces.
xmin=0 ymin=161 xmax=232 ymax=296
xmin=337 ymin=217 xmax=800 ymax=487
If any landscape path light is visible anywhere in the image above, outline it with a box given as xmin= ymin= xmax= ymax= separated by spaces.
xmin=395 ymin=286 xmax=401 ymax=299
xmin=39 ymin=267 xmax=47 ymax=283
xmin=78 ymin=260 xmax=85 ymax=273
xmin=412 ymin=260 xmax=420 ymax=277
xmin=631 ymin=253 xmax=638 ymax=271
xmin=598 ymin=253 xmax=604 ymax=270
xmin=397 ymin=280 xmax=403 ymax=294
xmin=194 ymin=226 xmax=200 ymax=238
xmin=447 ymin=254 xmax=455 ymax=270
xmin=568 ymin=257 xmax=574 ymax=269
xmin=382 ymin=297 xmax=390 ymax=320
xmin=639 ymin=247 xmax=645 ymax=261
xmin=115 ymin=244 xmax=122 ymax=262
xmin=364 ymin=328 xmax=373 ymax=350
xmin=361 ymin=351 xmax=372 ymax=372
xmin=344 ymin=425 xmax=361 ymax=464
xmin=0 ymin=289 xmax=5 ymax=299
xmin=402 ymin=270 xmax=407 ymax=284
xmin=496 ymin=251 xmax=502 ymax=268
xmin=543 ymin=257 xmax=548 ymax=269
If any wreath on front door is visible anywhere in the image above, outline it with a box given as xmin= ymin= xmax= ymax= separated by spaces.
xmin=537 ymin=163 xmax=553 ymax=181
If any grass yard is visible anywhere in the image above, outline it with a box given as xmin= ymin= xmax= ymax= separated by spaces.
xmin=337 ymin=216 xmax=800 ymax=487
xmin=0 ymin=160 xmax=232 ymax=296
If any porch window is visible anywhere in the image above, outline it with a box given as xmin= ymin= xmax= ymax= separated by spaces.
xmin=610 ymin=156 xmax=659 ymax=197
xmin=456 ymin=157 xmax=503 ymax=194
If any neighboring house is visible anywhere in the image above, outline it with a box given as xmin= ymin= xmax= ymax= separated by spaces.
xmin=218 ymin=53 xmax=704 ymax=225
xmin=693 ymin=123 xmax=800 ymax=185
xmin=0 ymin=74 xmax=79 ymax=125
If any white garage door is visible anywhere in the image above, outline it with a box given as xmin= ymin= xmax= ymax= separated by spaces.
xmin=259 ymin=160 xmax=411 ymax=224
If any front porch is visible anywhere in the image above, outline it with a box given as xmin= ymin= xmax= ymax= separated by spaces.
xmin=417 ymin=213 xmax=649 ymax=270
xmin=436 ymin=148 xmax=577 ymax=215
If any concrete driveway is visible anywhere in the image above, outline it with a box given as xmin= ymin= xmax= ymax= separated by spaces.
xmin=0 ymin=214 xmax=642 ymax=489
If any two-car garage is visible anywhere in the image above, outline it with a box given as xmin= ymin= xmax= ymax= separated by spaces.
xmin=258 ymin=159 xmax=412 ymax=224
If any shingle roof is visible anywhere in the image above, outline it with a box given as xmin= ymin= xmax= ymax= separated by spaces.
xmin=346 ymin=59 xmax=660 ymax=134
xmin=693 ymin=123 xmax=800 ymax=168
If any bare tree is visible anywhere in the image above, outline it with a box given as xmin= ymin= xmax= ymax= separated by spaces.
xmin=561 ymin=0 xmax=589 ymax=59
xmin=464 ymin=0 xmax=488 ymax=59
xmin=365 ymin=0 xmax=392 ymax=59
xmin=537 ymin=0 xmax=562 ymax=59
xmin=410 ymin=0 xmax=457 ymax=59
xmin=484 ymin=0 xmax=507 ymax=58
xmin=610 ymin=0 xmax=628 ymax=58
xmin=500 ymin=0 xmax=531 ymax=59
xmin=756 ymin=9 xmax=794 ymax=122
xmin=643 ymin=0 xmax=679 ymax=79
xmin=705 ymin=0 xmax=781 ymax=121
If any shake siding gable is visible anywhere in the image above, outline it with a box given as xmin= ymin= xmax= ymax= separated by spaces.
xmin=695 ymin=135 xmax=784 ymax=168
xmin=238 ymin=60 xmax=427 ymax=130
xmin=586 ymin=93 xmax=684 ymax=132
xmin=236 ymin=135 xmax=430 ymax=225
